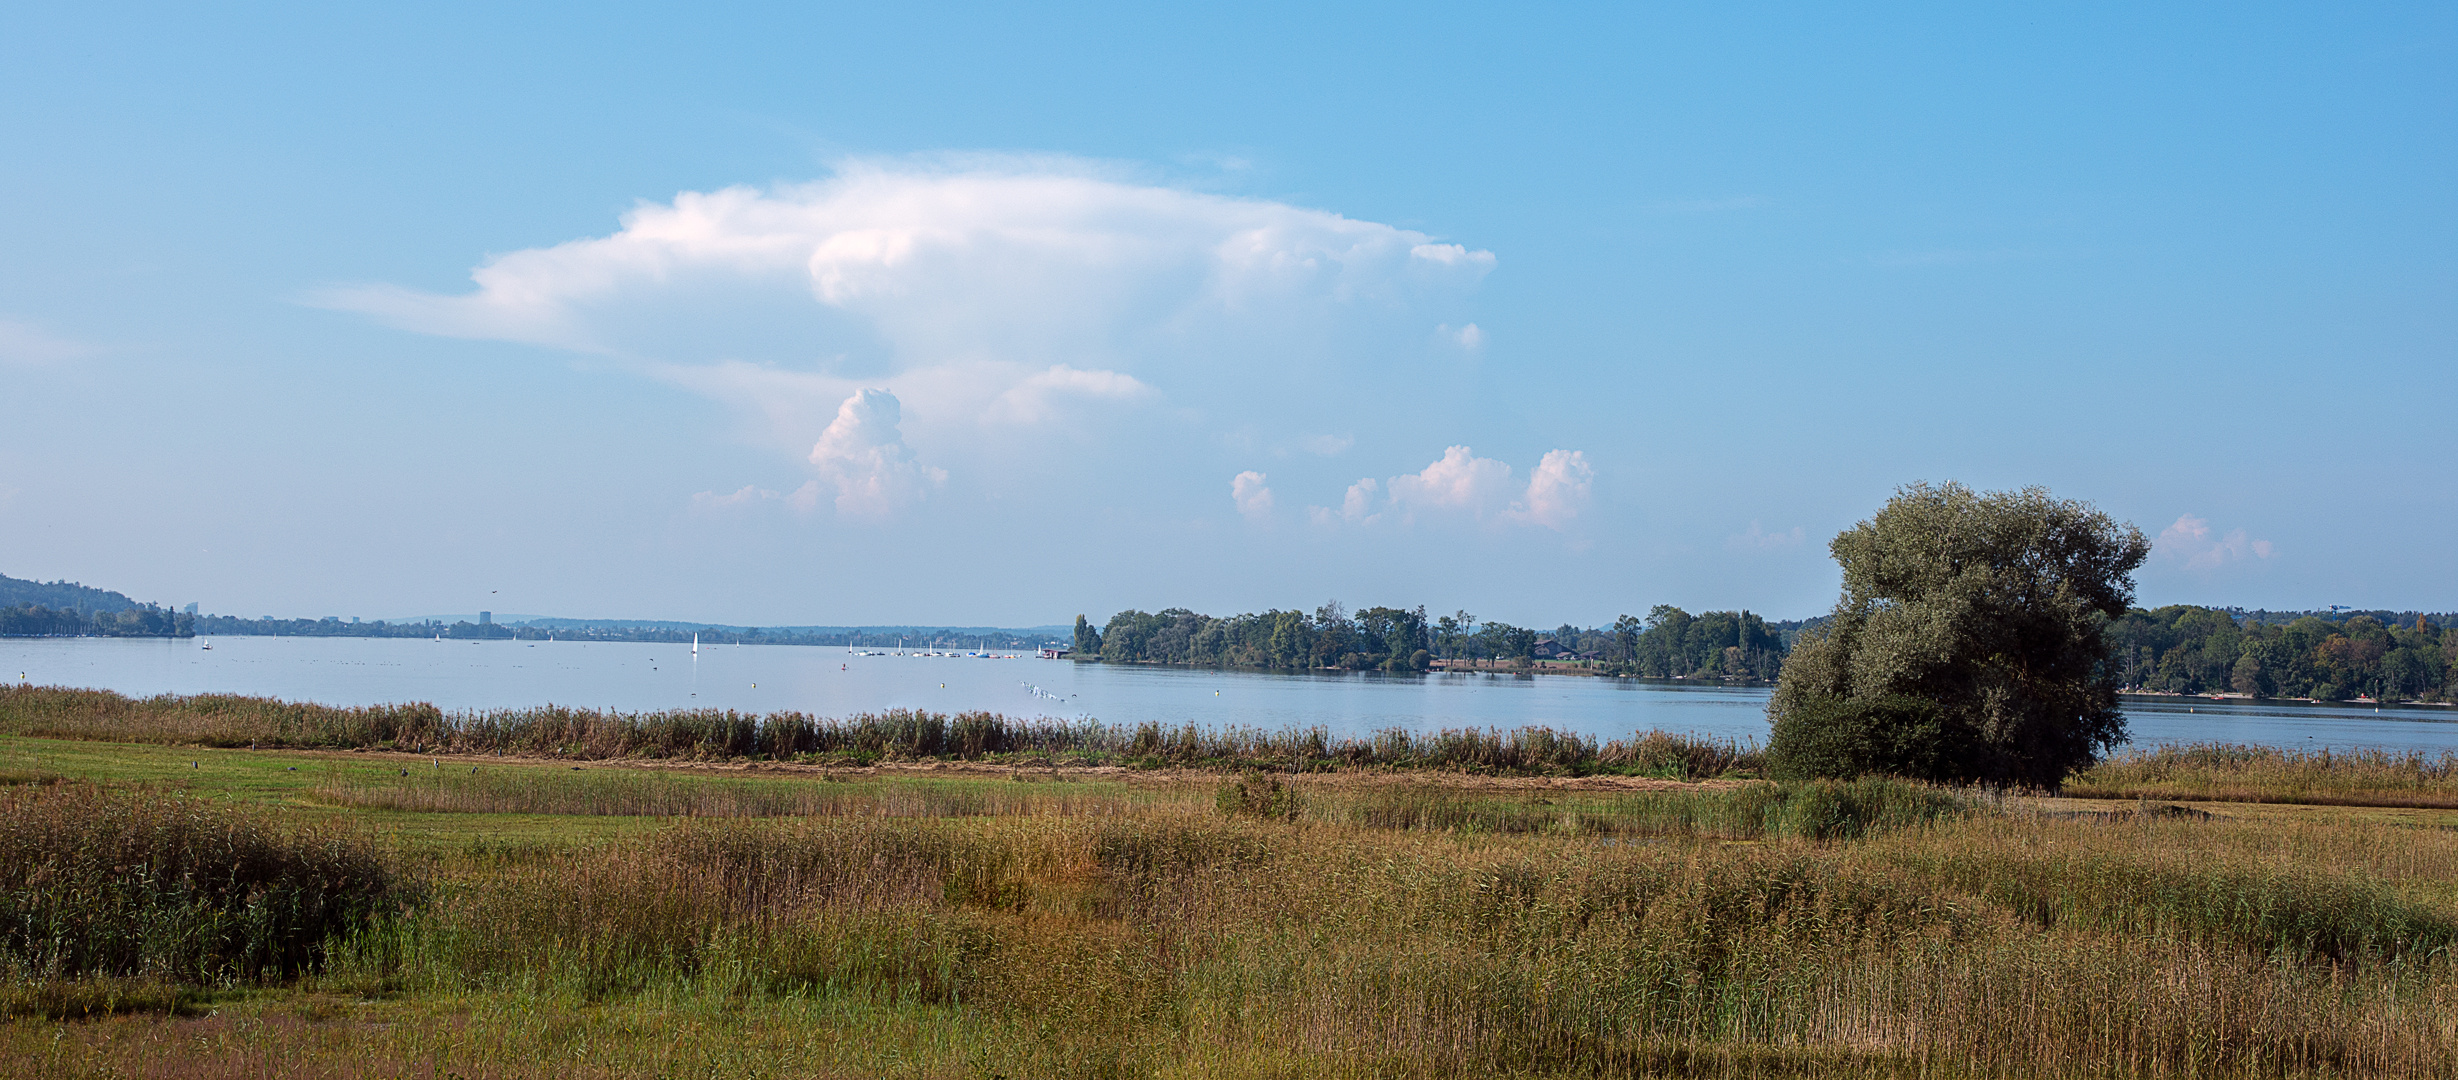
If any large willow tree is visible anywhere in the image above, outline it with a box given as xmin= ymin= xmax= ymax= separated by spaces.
xmin=1768 ymin=482 xmax=2151 ymax=788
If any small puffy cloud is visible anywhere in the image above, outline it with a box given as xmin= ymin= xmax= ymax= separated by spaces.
xmin=1231 ymin=471 xmax=1275 ymax=521
xmin=808 ymin=389 xmax=945 ymax=521
xmin=1321 ymin=446 xmax=1591 ymax=531
xmin=0 ymin=318 xmax=97 ymax=367
xmin=2157 ymin=514 xmax=2276 ymax=571
xmin=1726 ymin=521 xmax=1807 ymax=551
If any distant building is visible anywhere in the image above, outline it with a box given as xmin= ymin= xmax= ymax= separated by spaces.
xmin=183 ymin=603 xmax=198 ymax=615
xmin=1531 ymin=638 xmax=1568 ymax=660
xmin=479 ymin=611 xmax=492 ymax=625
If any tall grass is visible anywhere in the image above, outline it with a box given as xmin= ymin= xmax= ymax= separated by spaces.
xmin=1314 ymin=775 xmax=1971 ymax=841
xmin=342 ymin=804 xmax=2458 ymax=1077
xmin=2069 ymin=741 xmax=2458 ymax=807
xmin=9 ymin=750 xmax=2458 ymax=1076
xmin=0 ymin=684 xmax=1759 ymax=776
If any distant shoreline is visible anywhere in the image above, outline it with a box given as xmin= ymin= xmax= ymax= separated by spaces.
xmin=2119 ymin=690 xmax=2455 ymax=712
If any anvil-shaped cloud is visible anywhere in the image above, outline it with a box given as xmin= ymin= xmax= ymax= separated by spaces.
xmin=320 ymin=158 xmax=1496 ymax=520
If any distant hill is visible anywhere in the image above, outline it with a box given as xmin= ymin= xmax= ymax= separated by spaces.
xmin=0 ymin=573 xmax=145 ymax=613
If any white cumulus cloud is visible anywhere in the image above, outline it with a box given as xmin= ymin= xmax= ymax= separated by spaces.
xmin=1231 ymin=471 xmax=1275 ymax=521
xmin=807 ymin=389 xmax=945 ymax=521
xmin=1387 ymin=446 xmax=1519 ymax=519
xmin=1517 ymin=449 xmax=1593 ymax=530
xmin=2157 ymin=514 xmax=2276 ymax=571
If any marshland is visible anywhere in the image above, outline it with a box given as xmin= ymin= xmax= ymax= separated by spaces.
xmin=5 ymin=687 xmax=2458 ymax=1078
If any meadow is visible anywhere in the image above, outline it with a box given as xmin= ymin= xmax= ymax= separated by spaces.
xmin=4 ymin=687 xmax=2458 ymax=1078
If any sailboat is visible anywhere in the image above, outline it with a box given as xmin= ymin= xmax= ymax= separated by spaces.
xmin=692 ymin=633 xmax=699 ymax=657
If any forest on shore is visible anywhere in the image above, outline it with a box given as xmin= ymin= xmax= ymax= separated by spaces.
xmin=1082 ymin=603 xmax=1797 ymax=679
xmin=2111 ymin=606 xmax=2455 ymax=703
xmin=1081 ymin=602 xmax=2458 ymax=702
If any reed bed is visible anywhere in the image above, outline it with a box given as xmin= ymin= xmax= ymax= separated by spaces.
xmin=2069 ymin=741 xmax=2458 ymax=807
xmin=0 ymin=684 xmax=1758 ymax=776
xmin=0 ymin=786 xmax=403 ymax=995
xmin=314 ymin=766 xmax=1152 ymax=819
xmin=315 ymin=764 xmax=1965 ymax=844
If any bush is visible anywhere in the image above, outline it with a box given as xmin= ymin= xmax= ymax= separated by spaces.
xmin=1215 ymin=772 xmax=1302 ymax=821
xmin=0 ymin=785 xmax=405 ymax=984
xmin=1766 ymin=692 xmax=1977 ymax=783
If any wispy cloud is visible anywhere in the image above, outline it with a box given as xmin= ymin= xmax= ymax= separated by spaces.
xmin=2157 ymin=514 xmax=2276 ymax=570
xmin=1649 ymin=195 xmax=1769 ymax=213
xmin=1435 ymin=322 xmax=1484 ymax=350
xmin=1866 ymin=247 xmax=2042 ymax=268
xmin=1298 ymin=433 xmax=1353 ymax=457
xmin=1725 ymin=521 xmax=1806 ymax=551
xmin=0 ymin=318 xmax=99 ymax=367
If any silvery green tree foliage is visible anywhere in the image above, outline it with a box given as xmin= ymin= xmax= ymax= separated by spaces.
xmin=1769 ymin=482 xmax=2152 ymax=788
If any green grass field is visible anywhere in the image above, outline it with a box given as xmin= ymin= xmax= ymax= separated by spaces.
xmin=7 ymin=719 xmax=2458 ymax=1078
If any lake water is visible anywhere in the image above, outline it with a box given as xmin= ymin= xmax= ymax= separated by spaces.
xmin=5 ymin=635 xmax=2456 ymax=754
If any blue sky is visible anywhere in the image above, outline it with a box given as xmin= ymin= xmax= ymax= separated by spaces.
xmin=2 ymin=2 xmax=2450 ymax=627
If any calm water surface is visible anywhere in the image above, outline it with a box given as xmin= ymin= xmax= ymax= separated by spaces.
xmin=5 ymin=636 xmax=2454 ymax=754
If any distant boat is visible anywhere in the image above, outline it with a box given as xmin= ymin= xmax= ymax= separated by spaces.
xmin=691 ymin=633 xmax=699 ymax=657
xmin=198 ymin=640 xmax=211 ymax=650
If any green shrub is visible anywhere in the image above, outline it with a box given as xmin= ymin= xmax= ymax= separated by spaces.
xmin=1215 ymin=771 xmax=1302 ymax=821
xmin=1766 ymin=692 xmax=1978 ymax=783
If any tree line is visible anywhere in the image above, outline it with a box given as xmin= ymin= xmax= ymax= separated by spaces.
xmin=0 ymin=604 xmax=194 ymax=638
xmin=2110 ymin=606 xmax=2456 ymax=703
xmin=1075 ymin=603 xmax=1799 ymax=679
